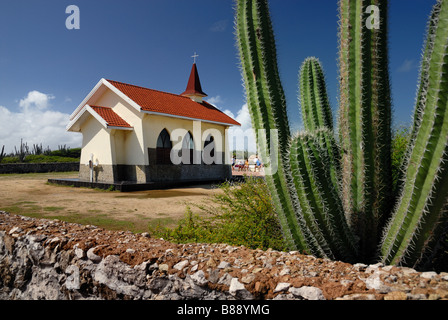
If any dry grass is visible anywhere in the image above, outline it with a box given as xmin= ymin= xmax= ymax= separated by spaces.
xmin=0 ymin=172 xmax=221 ymax=234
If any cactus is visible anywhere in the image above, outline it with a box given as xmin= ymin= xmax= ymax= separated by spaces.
xmin=380 ymin=0 xmax=448 ymax=268
xmin=0 ymin=145 xmax=5 ymax=163
xmin=299 ymin=57 xmax=334 ymax=132
xmin=235 ymin=0 xmax=316 ymax=254
xmin=289 ymin=129 xmax=358 ymax=262
xmin=338 ymin=0 xmax=393 ymax=262
xmin=14 ymin=138 xmax=29 ymax=163
xmin=299 ymin=57 xmax=341 ymax=186
xmin=236 ymin=0 xmax=448 ymax=269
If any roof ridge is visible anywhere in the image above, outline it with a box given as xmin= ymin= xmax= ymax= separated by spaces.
xmin=106 ymin=79 xmax=196 ymax=102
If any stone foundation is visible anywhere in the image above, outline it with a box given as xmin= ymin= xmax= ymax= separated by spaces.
xmin=146 ymin=164 xmax=231 ymax=183
xmin=79 ymin=164 xmax=116 ymax=183
xmin=79 ymin=163 xmax=232 ymax=183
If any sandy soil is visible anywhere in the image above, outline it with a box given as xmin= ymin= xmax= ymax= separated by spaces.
xmin=0 ymin=172 xmax=222 ymax=232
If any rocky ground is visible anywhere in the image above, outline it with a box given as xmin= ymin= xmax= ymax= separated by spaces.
xmin=1 ymin=211 xmax=448 ymax=300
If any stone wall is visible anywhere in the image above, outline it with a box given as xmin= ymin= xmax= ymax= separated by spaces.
xmin=146 ymin=164 xmax=231 ymax=183
xmin=79 ymin=163 xmax=232 ymax=184
xmin=79 ymin=164 xmax=116 ymax=183
xmin=1 ymin=211 xmax=447 ymax=301
xmin=0 ymin=163 xmax=79 ymax=174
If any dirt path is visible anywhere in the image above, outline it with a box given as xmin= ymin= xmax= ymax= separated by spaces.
xmin=0 ymin=172 xmax=221 ymax=233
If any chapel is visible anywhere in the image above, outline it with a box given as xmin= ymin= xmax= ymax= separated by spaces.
xmin=67 ymin=62 xmax=240 ymax=184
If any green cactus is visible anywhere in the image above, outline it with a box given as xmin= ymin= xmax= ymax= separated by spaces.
xmin=235 ymin=0 xmax=448 ymax=269
xmin=411 ymin=1 xmax=441 ymax=143
xmin=235 ymin=0 xmax=315 ymax=254
xmin=338 ymin=0 xmax=393 ymax=262
xmin=299 ymin=57 xmax=341 ymax=187
xmin=0 ymin=145 xmax=5 ymax=163
xmin=299 ymin=57 xmax=334 ymax=132
xmin=289 ymin=129 xmax=358 ymax=262
xmin=380 ymin=0 xmax=448 ymax=268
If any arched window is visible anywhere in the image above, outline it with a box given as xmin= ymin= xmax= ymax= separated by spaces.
xmin=182 ymin=131 xmax=195 ymax=164
xmin=156 ymin=129 xmax=172 ymax=165
xmin=203 ymin=135 xmax=216 ymax=165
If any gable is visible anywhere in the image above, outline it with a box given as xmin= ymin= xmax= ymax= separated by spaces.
xmin=67 ymin=104 xmax=133 ymax=132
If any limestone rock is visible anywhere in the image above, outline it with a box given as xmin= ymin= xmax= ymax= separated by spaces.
xmin=274 ymin=282 xmax=290 ymax=293
xmin=65 ymin=265 xmax=80 ymax=290
xmin=87 ymin=247 xmax=102 ymax=263
xmin=289 ymin=286 xmax=326 ymax=300
xmin=191 ymin=270 xmax=208 ymax=287
xmin=229 ymin=278 xmax=253 ymax=300
xmin=173 ymin=260 xmax=189 ymax=271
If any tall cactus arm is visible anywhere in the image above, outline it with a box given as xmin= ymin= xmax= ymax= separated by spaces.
xmin=290 ymin=130 xmax=358 ymax=262
xmin=338 ymin=0 xmax=393 ymax=262
xmin=235 ymin=0 xmax=320 ymax=254
xmin=299 ymin=57 xmax=334 ymax=132
xmin=380 ymin=0 xmax=448 ymax=268
xmin=411 ymin=1 xmax=441 ymax=143
xmin=299 ymin=57 xmax=341 ymax=186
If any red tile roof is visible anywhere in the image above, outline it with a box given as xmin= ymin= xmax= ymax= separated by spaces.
xmin=90 ymin=106 xmax=132 ymax=128
xmin=106 ymin=79 xmax=240 ymax=126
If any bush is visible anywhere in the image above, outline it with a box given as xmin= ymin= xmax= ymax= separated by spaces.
xmin=0 ymin=155 xmax=79 ymax=164
xmin=154 ymin=177 xmax=287 ymax=251
xmin=391 ymin=125 xmax=411 ymax=195
xmin=49 ymin=147 xmax=81 ymax=158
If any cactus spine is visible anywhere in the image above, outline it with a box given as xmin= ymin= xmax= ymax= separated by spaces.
xmin=338 ymin=0 xmax=393 ymax=261
xmin=380 ymin=0 xmax=448 ymax=268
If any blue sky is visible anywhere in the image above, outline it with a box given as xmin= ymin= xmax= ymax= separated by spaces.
xmin=0 ymin=0 xmax=436 ymax=152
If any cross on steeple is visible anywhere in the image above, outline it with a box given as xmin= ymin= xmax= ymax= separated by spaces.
xmin=191 ymin=52 xmax=199 ymax=64
xmin=181 ymin=56 xmax=207 ymax=102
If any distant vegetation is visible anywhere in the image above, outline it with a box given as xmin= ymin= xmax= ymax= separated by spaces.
xmin=0 ymin=139 xmax=80 ymax=163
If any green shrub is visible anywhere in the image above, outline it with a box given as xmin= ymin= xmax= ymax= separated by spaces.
xmin=49 ymin=147 xmax=81 ymax=158
xmin=0 ymin=155 xmax=79 ymax=164
xmin=153 ymin=177 xmax=287 ymax=251
xmin=391 ymin=126 xmax=411 ymax=195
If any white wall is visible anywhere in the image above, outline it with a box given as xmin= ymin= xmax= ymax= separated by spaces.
xmin=79 ymin=116 xmax=113 ymax=166
xmin=94 ymin=89 xmax=145 ymax=166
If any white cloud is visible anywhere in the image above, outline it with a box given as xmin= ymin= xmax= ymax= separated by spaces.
xmin=19 ymin=90 xmax=55 ymax=111
xmin=210 ymin=20 xmax=228 ymax=32
xmin=207 ymin=95 xmax=224 ymax=107
xmin=225 ymin=104 xmax=257 ymax=153
xmin=397 ymin=59 xmax=418 ymax=73
xmin=0 ymin=91 xmax=82 ymax=154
